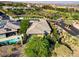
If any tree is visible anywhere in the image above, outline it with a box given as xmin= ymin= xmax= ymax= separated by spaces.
xmin=11 ymin=9 xmax=26 ymax=15
xmin=72 ymin=13 xmax=79 ymax=20
xmin=0 ymin=3 xmax=5 ymax=6
xmin=24 ymin=35 xmax=51 ymax=57
xmin=52 ymin=13 xmax=61 ymax=20
xmin=55 ymin=41 xmax=60 ymax=48
xmin=42 ymin=5 xmax=54 ymax=10
xmin=20 ymin=17 xmax=29 ymax=34
xmin=52 ymin=26 xmax=60 ymax=43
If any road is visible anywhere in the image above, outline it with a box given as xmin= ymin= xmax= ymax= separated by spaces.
xmin=51 ymin=19 xmax=79 ymax=38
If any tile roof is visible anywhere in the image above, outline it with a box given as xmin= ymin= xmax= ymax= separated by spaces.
xmin=0 ymin=20 xmax=20 ymax=34
xmin=26 ymin=19 xmax=51 ymax=35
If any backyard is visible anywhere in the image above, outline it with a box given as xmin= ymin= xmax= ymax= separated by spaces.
xmin=0 ymin=2 xmax=79 ymax=57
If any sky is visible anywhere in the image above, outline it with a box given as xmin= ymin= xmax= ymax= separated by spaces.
xmin=9 ymin=1 xmax=79 ymax=5
xmin=26 ymin=1 xmax=79 ymax=4
xmin=1 ymin=0 xmax=79 ymax=5
xmin=1 ymin=0 xmax=79 ymax=2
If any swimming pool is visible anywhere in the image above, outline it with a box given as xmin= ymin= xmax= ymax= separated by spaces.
xmin=0 ymin=36 xmax=21 ymax=45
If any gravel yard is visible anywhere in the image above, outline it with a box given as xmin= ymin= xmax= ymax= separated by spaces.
xmin=0 ymin=44 xmax=25 ymax=57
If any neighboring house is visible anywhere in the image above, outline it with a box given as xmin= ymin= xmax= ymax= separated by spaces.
xmin=0 ymin=12 xmax=21 ymax=44
xmin=2 ymin=6 xmax=13 ymax=10
xmin=0 ymin=20 xmax=20 ymax=38
xmin=35 ymin=4 xmax=43 ymax=8
xmin=26 ymin=19 xmax=51 ymax=35
xmin=3 ymin=6 xmax=33 ymax=10
xmin=73 ymin=21 xmax=79 ymax=30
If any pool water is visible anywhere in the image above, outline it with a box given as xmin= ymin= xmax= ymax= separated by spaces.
xmin=0 ymin=36 xmax=21 ymax=45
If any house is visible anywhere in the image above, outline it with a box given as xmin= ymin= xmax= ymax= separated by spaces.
xmin=3 ymin=6 xmax=33 ymax=10
xmin=26 ymin=19 xmax=51 ymax=35
xmin=2 ymin=6 xmax=13 ymax=10
xmin=0 ymin=12 xmax=21 ymax=44
xmin=73 ymin=20 xmax=79 ymax=30
xmin=0 ymin=20 xmax=20 ymax=38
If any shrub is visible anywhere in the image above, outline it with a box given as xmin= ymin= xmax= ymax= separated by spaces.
xmin=20 ymin=17 xmax=29 ymax=34
xmin=24 ymin=35 xmax=51 ymax=57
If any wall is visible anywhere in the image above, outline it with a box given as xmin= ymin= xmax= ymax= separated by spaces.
xmin=0 ymin=34 xmax=6 ymax=38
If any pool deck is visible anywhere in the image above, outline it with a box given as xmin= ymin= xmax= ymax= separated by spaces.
xmin=0 ymin=35 xmax=22 ymax=42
